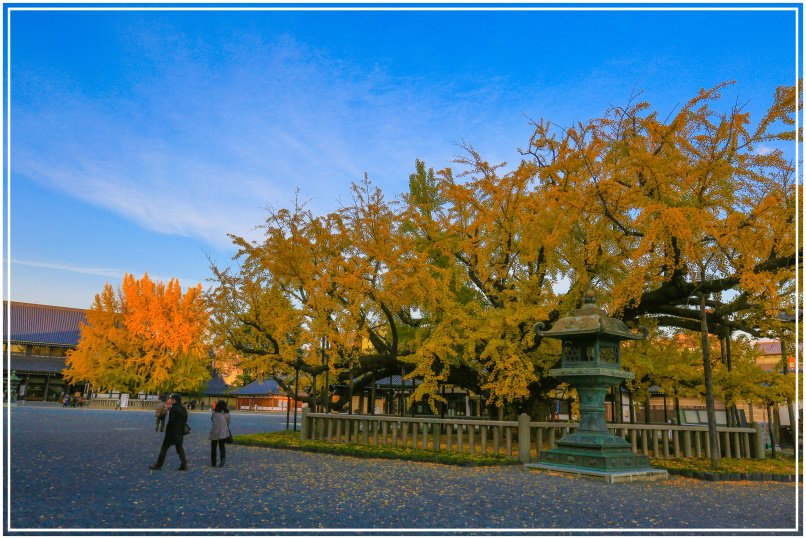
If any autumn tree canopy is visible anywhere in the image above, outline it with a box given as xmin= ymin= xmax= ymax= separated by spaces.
xmin=65 ymin=273 xmax=210 ymax=394
xmin=209 ymin=82 xmax=799 ymax=414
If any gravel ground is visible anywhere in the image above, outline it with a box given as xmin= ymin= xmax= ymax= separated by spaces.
xmin=4 ymin=406 xmax=801 ymax=534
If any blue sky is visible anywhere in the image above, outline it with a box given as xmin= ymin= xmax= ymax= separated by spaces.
xmin=5 ymin=5 xmax=799 ymax=309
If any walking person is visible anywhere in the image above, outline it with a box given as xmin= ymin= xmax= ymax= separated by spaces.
xmin=209 ymin=400 xmax=231 ymax=467
xmin=154 ymin=394 xmax=168 ymax=432
xmin=149 ymin=393 xmax=189 ymax=471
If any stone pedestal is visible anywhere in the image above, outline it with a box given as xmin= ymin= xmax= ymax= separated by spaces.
xmin=528 ymin=367 xmax=666 ymax=482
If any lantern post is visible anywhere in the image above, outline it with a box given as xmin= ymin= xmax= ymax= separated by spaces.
xmin=526 ymin=289 xmax=667 ymax=482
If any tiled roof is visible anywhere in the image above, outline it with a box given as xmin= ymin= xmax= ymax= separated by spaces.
xmin=3 ymin=301 xmax=87 ymax=346
xmin=755 ymin=341 xmax=803 ymax=356
xmin=756 ymin=341 xmax=782 ymax=355
xmin=8 ymin=355 xmax=67 ymax=374
xmin=373 ymin=375 xmax=416 ymax=388
xmin=229 ymin=378 xmax=283 ymax=396
xmin=350 ymin=375 xmax=420 ymax=388
xmin=200 ymin=371 xmax=230 ymax=396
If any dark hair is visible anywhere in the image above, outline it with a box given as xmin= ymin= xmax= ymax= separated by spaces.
xmin=170 ymin=393 xmax=182 ymax=404
xmin=215 ymin=400 xmax=228 ymax=413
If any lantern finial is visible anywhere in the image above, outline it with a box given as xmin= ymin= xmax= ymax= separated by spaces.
xmin=583 ymin=288 xmax=596 ymax=304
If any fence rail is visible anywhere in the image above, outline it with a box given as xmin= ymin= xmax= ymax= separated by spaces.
xmin=86 ymin=398 xmax=161 ymax=410
xmin=301 ymin=411 xmax=765 ymax=463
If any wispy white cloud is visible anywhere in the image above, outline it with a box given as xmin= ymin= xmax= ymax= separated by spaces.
xmin=10 ymin=258 xmax=123 ymax=278
xmin=9 ymin=258 xmax=204 ymax=288
xmin=12 ymin=30 xmax=522 ymax=248
xmin=756 ymin=145 xmax=776 ymax=156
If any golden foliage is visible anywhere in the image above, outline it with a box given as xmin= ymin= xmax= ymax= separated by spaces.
xmin=210 ymin=82 xmax=798 ymax=412
xmin=64 ymin=273 xmax=209 ymax=393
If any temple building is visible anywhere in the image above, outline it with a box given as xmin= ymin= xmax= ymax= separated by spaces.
xmin=3 ymin=301 xmax=88 ymax=401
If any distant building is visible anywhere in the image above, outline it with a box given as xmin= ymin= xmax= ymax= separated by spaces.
xmin=194 ymin=369 xmax=236 ymax=410
xmin=2 ymin=301 xmax=87 ymax=401
xmin=230 ymin=378 xmax=304 ymax=411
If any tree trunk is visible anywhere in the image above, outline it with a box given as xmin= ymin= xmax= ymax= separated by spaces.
xmin=700 ymin=288 xmax=721 ymax=468
xmin=627 ymin=389 xmax=635 ymax=424
xmin=780 ymin=333 xmax=795 ymax=446
xmin=348 ymin=362 xmax=353 ymax=415
xmin=312 ymin=374 xmax=317 ymax=413
xmin=719 ymin=335 xmax=734 ymax=427
xmin=767 ymin=403 xmax=778 ymax=458
xmin=370 ymin=373 xmax=376 ymax=415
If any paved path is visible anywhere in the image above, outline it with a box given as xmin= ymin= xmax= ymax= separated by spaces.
xmin=4 ymin=406 xmax=800 ymax=533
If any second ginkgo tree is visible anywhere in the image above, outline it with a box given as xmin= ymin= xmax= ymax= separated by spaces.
xmin=64 ymin=273 xmax=211 ymax=395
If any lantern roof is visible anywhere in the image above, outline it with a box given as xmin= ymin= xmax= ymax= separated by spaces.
xmin=537 ymin=289 xmax=647 ymax=341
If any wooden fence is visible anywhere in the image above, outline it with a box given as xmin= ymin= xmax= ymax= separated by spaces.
xmin=301 ymin=411 xmax=765 ymax=463
xmin=87 ymin=398 xmax=161 ymax=410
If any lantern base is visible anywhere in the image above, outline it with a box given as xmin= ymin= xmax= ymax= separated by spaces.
xmin=538 ymin=443 xmax=651 ymax=471
xmin=525 ymin=462 xmax=668 ymax=483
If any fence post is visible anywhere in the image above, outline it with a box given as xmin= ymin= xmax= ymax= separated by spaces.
xmin=753 ymin=422 xmax=766 ymax=460
xmin=300 ymin=407 xmax=309 ymax=441
xmin=518 ymin=414 xmax=531 ymax=463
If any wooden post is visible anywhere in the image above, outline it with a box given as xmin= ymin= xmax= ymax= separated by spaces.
xmin=535 ymin=428 xmax=543 ymax=459
xmin=547 ymin=427 xmax=556 ymax=450
xmin=672 ymin=429 xmax=681 ymax=458
xmin=753 ymin=422 xmax=766 ymax=459
xmin=518 ymin=414 xmax=531 ymax=463
xmin=481 ymin=425 xmax=488 ymax=454
xmin=505 ymin=427 xmax=513 ymax=457
xmin=457 ymin=424 xmax=464 ymax=453
xmin=733 ymin=432 xmax=742 ymax=458
xmin=741 ymin=431 xmax=750 ymax=460
xmin=641 ymin=429 xmax=649 ymax=456
xmin=683 ymin=430 xmax=692 ymax=458
xmin=446 ymin=424 xmax=453 ymax=451
xmin=300 ymin=407 xmax=309 ymax=441
xmin=651 ymin=429 xmax=659 ymax=457
xmin=433 ymin=423 xmax=441 ymax=451
xmin=381 ymin=420 xmax=388 ymax=446
xmin=694 ymin=430 xmax=702 ymax=458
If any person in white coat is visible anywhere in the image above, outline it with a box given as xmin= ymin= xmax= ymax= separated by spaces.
xmin=209 ymin=400 xmax=231 ymax=467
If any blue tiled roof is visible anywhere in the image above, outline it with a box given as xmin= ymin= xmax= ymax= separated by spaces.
xmin=355 ymin=375 xmax=419 ymax=388
xmin=229 ymin=378 xmax=283 ymax=396
xmin=200 ymin=371 xmax=230 ymax=396
xmin=9 ymin=355 xmax=67 ymax=374
xmin=3 ymin=302 xmax=86 ymax=346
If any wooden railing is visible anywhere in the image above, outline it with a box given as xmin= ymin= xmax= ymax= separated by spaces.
xmin=301 ymin=411 xmax=765 ymax=463
xmin=86 ymin=398 xmax=161 ymax=410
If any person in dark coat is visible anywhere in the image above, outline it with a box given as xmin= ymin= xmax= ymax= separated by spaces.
xmin=149 ymin=393 xmax=189 ymax=471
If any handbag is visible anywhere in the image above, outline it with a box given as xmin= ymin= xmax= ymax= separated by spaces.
xmin=224 ymin=428 xmax=233 ymax=444
xmin=183 ymin=422 xmax=191 ymax=435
